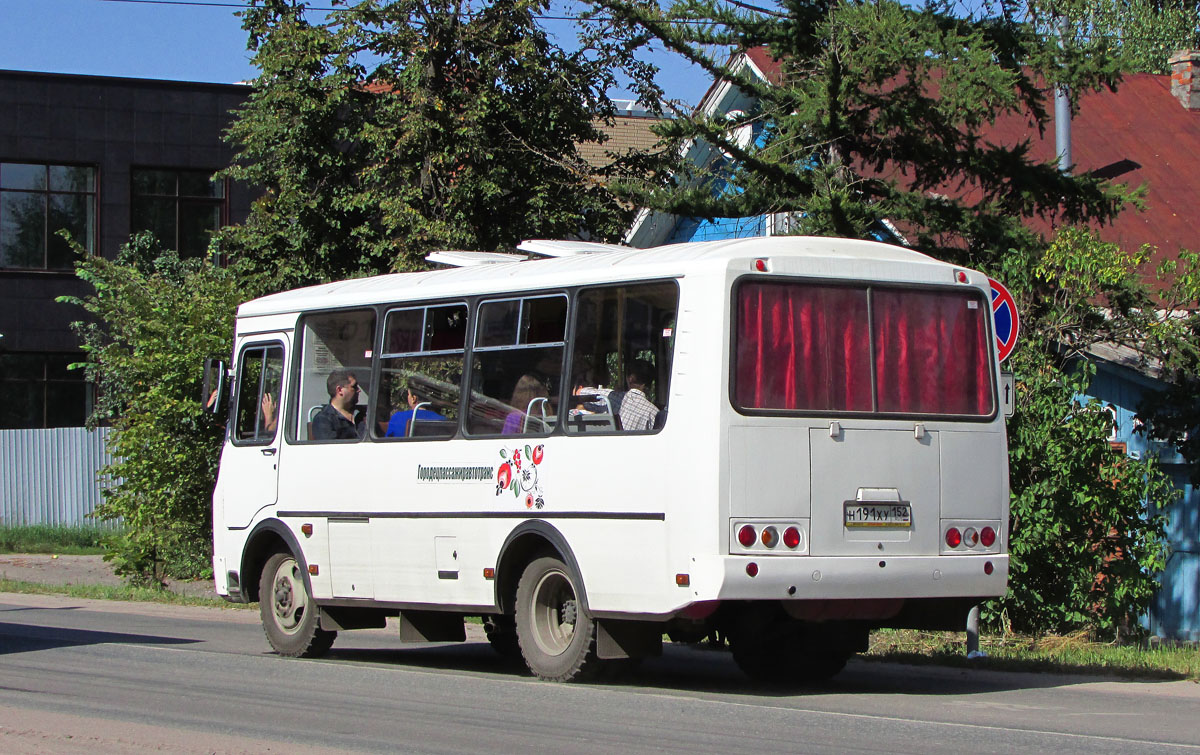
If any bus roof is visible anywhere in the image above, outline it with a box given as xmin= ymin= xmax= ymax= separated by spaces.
xmin=237 ymin=236 xmax=952 ymax=318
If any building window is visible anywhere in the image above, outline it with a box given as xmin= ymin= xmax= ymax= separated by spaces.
xmin=0 ymin=163 xmax=96 ymax=270
xmin=0 ymin=352 xmax=90 ymax=429
xmin=131 ymin=168 xmax=226 ymax=258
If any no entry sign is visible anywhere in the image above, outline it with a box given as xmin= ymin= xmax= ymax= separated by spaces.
xmin=988 ymin=278 xmax=1019 ymax=363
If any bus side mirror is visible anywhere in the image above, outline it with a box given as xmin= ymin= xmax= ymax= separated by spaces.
xmin=1001 ymin=371 xmax=1015 ymax=418
xmin=202 ymin=358 xmax=228 ymax=414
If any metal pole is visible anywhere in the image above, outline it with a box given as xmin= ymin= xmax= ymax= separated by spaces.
xmin=1054 ymin=16 xmax=1072 ymax=174
xmin=966 ymin=605 xmax=982 ymax=658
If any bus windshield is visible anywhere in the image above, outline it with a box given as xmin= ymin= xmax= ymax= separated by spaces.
xmin=734 ymin=280 xmax=994 ymax=417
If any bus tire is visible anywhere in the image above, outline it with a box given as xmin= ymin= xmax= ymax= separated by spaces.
xmin=515 ymin=555 xmax=599 ymax=681
xmin=259 ymin=551 xmax=336 ymax=658
xmin=730 ymin=612 xmax=849 ymax=684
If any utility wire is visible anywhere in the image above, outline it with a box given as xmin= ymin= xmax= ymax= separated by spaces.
xmin=90 ymin=0 xmax=1200 ymax=44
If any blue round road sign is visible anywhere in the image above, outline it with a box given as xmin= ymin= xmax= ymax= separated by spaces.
xmin=988 ymin=277 xmax=1019 ymax=362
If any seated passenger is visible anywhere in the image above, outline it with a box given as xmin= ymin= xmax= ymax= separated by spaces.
xmin=502 ymin=374 xmax=549 ymax=434
xmin=386 ymin=381 xmax=448 ymax=437
xmin=311 ymin=369 xmax=366 ymax=440
xmin=616 ymin=360 xmax=659 ymax=431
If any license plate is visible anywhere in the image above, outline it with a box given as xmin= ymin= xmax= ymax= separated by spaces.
xmin=844 ymin=502 xmax=911 ymax=528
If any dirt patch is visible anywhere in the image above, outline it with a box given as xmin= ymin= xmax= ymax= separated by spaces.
xmin=0 ymin=554 xmax=219 ymax=600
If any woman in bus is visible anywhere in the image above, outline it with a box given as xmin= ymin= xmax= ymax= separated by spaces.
xmin=502 ymin=374 xmax=549 ymax=434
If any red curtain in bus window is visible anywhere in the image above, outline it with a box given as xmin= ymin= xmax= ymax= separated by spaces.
xmin=736 ymin=282 xmax=872 ymax=411
xmin=872 ymin=288 xmax=992 ymax=415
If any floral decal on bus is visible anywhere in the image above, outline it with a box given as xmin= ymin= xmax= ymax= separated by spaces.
xmin=497 ymin=445 xmax=545 ymax=509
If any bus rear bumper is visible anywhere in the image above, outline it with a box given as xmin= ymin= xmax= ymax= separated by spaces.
xmin=706 ymin=554 xmax=1009 ymax=602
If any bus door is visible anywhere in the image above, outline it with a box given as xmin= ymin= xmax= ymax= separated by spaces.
xmin=223 ymin=339 xmax=288 ymax=524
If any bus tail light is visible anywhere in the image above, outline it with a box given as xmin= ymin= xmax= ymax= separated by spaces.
xmin=980 ymin=526 xmax=996 ymax=547
xmin=738 ymin=524 xmax=757 ymax=547
xmin=963 ymin=527 xmax=979 ymax=547
xmin=984 ymin=561 xmax=994 ymax=575
xmin=945 ymin=527 xmax=962 ymax=548
xmin=783 ymin=526 xmax=801 ymax=549
xmin=746 ymin=562 xmax=759 ymax=577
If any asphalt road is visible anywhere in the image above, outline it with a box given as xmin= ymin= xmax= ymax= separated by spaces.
xmin=0 ymin=592 xmax=1197 ymax=754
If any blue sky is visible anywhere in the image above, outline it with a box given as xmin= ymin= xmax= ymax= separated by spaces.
xmin=1 ymin=0 xmax=715 ymax=104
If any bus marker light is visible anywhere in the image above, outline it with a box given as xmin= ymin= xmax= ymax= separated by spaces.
xmin=301 ymin=523 xmax=313 ymax=537
xmin=761 ymin=526 xmax=779 ymax=548
xmin=755 ymin=258 xmax=769 ymax=272
xmin=676 ymin=573 xmax=690 ymax=587
xmin=738 ymin=524 xmax=757 ymax=548
xmin=483 ymin=568 xmax=495 ymax=580
xmin=984 ymin=561 xmax=994 ymax=575
xmin=955 ymin=270 xmax=968 ymax=283
xmin=783 ymin=527 xmax=801 ymax=549
xmin=945 ymin=527 xmax=962 ymax=548
xmin=308 ymin=564 xmax=319 ymax=575
xmin=746 ymin=562 xmax=759 ymax=577
xmin=981 ymin=526 xmax=996 ymax=547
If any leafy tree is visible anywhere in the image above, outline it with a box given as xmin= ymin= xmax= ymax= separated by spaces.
xmin=58 ymin=233 xmax=246 ymax=584
xmin=1024 ymin=0 xmax=1200 ymax=75
xmin=1135 ymin=250 xmax=1200 ymax=483
xmin=991 ymin=229 xmax=1189 ymax=637
xmin=599 ymin=0 xmax=1133 ymax=269
xmin=222 ymin=0 xmax=671 ymax=288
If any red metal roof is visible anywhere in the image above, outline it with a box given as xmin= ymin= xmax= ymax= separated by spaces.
xmin=737 ymin=48 xmax=1200 ymax=272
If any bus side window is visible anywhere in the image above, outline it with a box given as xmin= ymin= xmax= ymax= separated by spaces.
xmin=296 ymin=309 xmax=377 ymax=443
xmin=466 ymin=295 xmax=566 ymax=436
xmin=375 ymin=303 xmax=466 ymax=440
xmin=233 ymin=344 xmax=283 ymax=444
xmin=567 ymin=281 xmax=678 ymax=434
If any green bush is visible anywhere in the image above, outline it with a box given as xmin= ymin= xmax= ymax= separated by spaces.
xmin=59 ymin=233 xmax=246 ymax=585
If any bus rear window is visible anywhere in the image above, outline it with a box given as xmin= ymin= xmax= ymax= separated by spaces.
xmin=735 ymin=281 xmax=993 ymax=417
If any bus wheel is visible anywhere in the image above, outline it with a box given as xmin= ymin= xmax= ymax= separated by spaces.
xmin=483 ymin=614 xmax=521 ymax=659
xmin=259 ymin=551 xmax=336 ymax=658
xmin=515 ymin=555 xmax=599 ymax=681
xmin=730 ymin=614 xmax=848 ymax=684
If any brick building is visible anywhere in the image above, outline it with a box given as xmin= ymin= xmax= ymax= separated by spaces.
xmin=0 ymin=70 xmax=253 ymax=429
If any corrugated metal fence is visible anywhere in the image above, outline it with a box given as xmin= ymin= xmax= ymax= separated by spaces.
xmin=0 ymin=427 xmax=115 ymax=527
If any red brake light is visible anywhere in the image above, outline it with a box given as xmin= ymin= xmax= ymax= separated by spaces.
xmin=738 ymin=524 xmax=756 ymax=548
xmin=783 ymin=526 xmax=801 ymax=549
xmin=754 ymin=258 xmax=768 ymax=272
xmin=945 ymin=527 xmax=962 ymax=548
xmin=981 ymin=526 xmax=996 ymax=547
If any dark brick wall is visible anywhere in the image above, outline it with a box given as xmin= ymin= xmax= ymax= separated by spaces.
xmin=0 ymin=70 xmax=252 ymax=354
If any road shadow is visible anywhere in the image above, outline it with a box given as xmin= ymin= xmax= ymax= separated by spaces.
xmin=304 ymin=638 xmax=1184 ymax=698
xmin=0 ymin=620 xmax=200 ymax=655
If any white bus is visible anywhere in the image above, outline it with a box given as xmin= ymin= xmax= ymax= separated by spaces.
xmin=207 ymin=236 xmax=1009 ymax=683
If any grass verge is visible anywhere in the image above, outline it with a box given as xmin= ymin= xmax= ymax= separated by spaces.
xmin=0 ymin=525 xmax=109 ymax=555
xmin=866 ymin=629 xmax=1200 ymax=681
xmin=0 ymin=577 xmax=248 ymax=609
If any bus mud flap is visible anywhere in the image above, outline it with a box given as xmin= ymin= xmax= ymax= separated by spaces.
xmin=597 ymin=620 xmax=663 ymax=660
xmin=399 ymin=610 xmax=466 ymax=643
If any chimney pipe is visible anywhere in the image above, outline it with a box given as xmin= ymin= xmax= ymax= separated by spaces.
xmin=1055 ymin=17 xmax=1072 ymax=174
xmin=1169 ymin=50 xmax=1200 ymax=110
